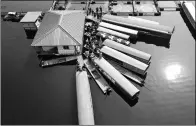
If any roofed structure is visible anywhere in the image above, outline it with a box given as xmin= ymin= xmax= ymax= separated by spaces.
xmin=31 ymin=10 xmax=86 ymax=46
xmin=20 ymin=11 xmax=42 ymax=23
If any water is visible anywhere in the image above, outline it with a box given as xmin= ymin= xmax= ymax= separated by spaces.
xmin=1 ymin=1 xmax=195 ymax=125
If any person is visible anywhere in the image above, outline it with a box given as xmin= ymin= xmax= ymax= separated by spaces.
xmin=96 ymin=7 xmax=99 ymax=14
xmin=89 ymin=8 xmax=92 ymax=14
xmin=99 ymin=6 xmax=102 ymax=13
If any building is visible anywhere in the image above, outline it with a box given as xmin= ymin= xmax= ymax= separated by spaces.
xmin=30 ymin=10 xmax=86 ymax=56
xmin=20 ymin=11 xmax=42 ymax=39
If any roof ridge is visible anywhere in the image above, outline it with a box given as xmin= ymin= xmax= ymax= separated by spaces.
xmin=58 ymin=25 xmax=81 ymax=45
xmin=31 ymin=25 xmax=59 ymax=46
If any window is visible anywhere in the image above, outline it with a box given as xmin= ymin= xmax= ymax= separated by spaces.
xmin=63 ymin=46 xmax=69 ymax=49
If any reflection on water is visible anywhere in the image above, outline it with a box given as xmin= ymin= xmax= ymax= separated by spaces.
xmin=164 ymin=63 xmax=183 ymax=81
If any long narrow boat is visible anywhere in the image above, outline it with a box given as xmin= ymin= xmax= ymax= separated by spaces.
xmin=97 ymin=26 xmax=130 ymax=40
xmin=100 ymin=46 xmax=149 ymax=76
xmin=107 ymin=59 xmax=144 ymax=85
xmin=96 ymin=32 xmax=130 ymax=46
xmin=181 ymin=2 xmax=195 ymax=30
xmin=91 ymin=56 xmax=140 ymax=100
xmin=76 ymin=56 xmax=95 ymax=125
xmin=84 ymin=59 xmax=112 ymax=95
xmin=39 ymin=55 xmax=77 ymax=68
xmin=99 ymin=22 xmax=138 ymax=40
xmin=103 ymin=39 xmax=151 ymax=64
xmin=128 ymin=16 xmax=160 ymax=25
xmin=102 ymin=14 xmax=175 ymax=39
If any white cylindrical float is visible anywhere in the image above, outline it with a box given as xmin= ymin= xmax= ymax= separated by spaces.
xmin=128 ymin=16 xmax=160 ymax=25
xmin=103 ymin=39 xmax=151 ymax=64
xmin=102 ymin=14 xmax=175 ymax=39
xmin=91 ymin=57 xmax=140 ymax=100
xmin=76 ymin=70 xmax=95 ymax=125
xmin=97 ymin=26 xmax=130 ymax=40
xmin=101 ymin=46 xmax=149 ymax=76
xmin=99 ymin=22 xmax=138 ymax=39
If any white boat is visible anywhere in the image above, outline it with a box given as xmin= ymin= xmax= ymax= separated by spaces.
xmin=97 ymin=26 xmax=130 ymax=40
xmin=76 ymin=56 xmax=95 ymax=125
xmin=107 ymin=59 xmax=144 ymax=85
xmin=99 ymin=22 xmax=138 ymax=39
xmin=91 ymin=56 xmax=140 ymax=100
xmin=100 ymin=46 xmax=149 ymax=76
xmin=128 ymin=16 xmax=160 ymax=25
xmin=103 ymin=39 xmax=151 ymax=64
xmin=102 ymin=14 xmax=175 ymax=39
xmin=84 ymin=59 xmax=112 ymax=95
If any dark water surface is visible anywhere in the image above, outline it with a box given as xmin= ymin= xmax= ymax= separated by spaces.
xmin=1 ymin=1 xmax=195 ymax=125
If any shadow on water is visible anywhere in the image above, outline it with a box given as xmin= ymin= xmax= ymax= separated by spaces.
xmin=135 ymin=33 xmax=171 ymax=48
xmin=180 ymin=11 xmax=196 ymax=40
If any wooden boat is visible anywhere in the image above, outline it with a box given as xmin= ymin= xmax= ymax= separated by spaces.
xmin=84 ymin=59 xmax=112 ymax=95
xmin=39 ymin=56 xmax=77 ymax=68
xmin=107 ymin=59 xmax=144 ymax=85
xmin=100 ymin=46 xmax=149 ymax=76
xmin=91 ymin=56 xmax=140 ymax=100
xmin=97 ymin=26 xmax=130 ymax=40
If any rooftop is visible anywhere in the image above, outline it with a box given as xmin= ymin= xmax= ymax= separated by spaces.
xmin=20 ymin=11 xmax=42 ymax=23
xmin=31 ymin=10 xmax=86 ymax=46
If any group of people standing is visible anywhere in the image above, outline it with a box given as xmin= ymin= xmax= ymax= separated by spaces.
xmin=86 ymin=6 xmax=103 ymax=20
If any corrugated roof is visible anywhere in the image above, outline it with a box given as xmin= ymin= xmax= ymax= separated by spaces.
xmin=32 ymin=27 xmax=77 ymax=46
xmin=20 ymin=11 xmax=42 ymax=23
xmin=60 ymin=12 xmax=86 ymax=45
xmin=31 ymin=10 xmax=85 ymax=46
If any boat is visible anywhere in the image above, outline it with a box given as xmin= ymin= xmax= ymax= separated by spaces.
xmin=97 ymin=26 xmax=130 ymax=40
xmin=76 ymin=63 xmax=95 ymax=125
xmin=96 ymin=32 xmax=130 ymax=46
xmin=103 ymin=39 xmax=151 ymax=64
xmin=100 ymin=46 xmax=149 ymax=77
xmin=107 ymin=59 xmax=145 ymax=85
xmin=90 ymin=56 xmax=140 ymax=100
xmin=39 ymin=56 xmax=77 ymax=68
xmin=99 ymin=22 xmax=138 ymax=40
xmin=102 ymin=14 xmax=175 ymax=39
xmin=181 ymin=2 xmax=195 ymax=30
xmin=84 ymin=59 xmax=112 ymax=95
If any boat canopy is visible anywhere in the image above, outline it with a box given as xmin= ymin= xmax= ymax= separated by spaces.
xmin=103 ymin=39 xmax=151 ymax=64
xmin=102 ymin=14 xmax=175 ymax=34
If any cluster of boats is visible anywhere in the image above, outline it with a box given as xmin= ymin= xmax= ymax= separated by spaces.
xmin=75 ymin=14 xmax=175 ymax=125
